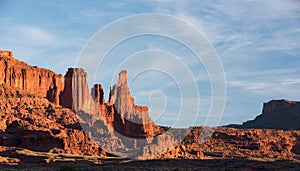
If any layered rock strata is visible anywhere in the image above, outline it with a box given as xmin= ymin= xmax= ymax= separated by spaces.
xmin=0 ymin=83 xmax=105 ymax=156
xmin=0 ymin=50 xmax=63 ymax=105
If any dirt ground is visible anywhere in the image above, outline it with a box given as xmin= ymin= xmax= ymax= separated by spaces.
xmin=0 ymin=147 xmax=299 ymax=171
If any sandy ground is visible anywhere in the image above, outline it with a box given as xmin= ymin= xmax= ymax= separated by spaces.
xmin=0 ymin=147 xmax=299 ymax=171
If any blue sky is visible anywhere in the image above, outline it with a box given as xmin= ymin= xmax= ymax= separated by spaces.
xmin=1 ymin=0 xmax=299 ymax=127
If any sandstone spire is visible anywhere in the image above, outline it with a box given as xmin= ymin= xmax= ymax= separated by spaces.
xmin=60 ymin=68 xmax=93 ymax=112
xmin=105 ymin=70 xmax=158 ymax=140
xmin=108 ymin=70 xmax=134 ymax=122
xmin=92 ymin=84 xmax=105 ymax=106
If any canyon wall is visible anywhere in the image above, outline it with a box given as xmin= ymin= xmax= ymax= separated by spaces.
xmin=0 ymin=50 xmax=63 ymax=105
xmin=0 ymin=50 xmax=96 ymax=113
xmin=227 ymin=100 xmax=300 ymax=130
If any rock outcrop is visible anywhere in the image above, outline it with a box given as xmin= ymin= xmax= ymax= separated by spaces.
xmin=107 ymin=70 xmax=160 ymax=139
xmin=77 ymin=70 xmax=167 ymax=156
xmin=227 ymin=99 xmax=300 ymax=130
xmin=92 ymin=84 xmax=105 ymax=106
xmin=0 ymin=84 xmax=105 ymax=156
xmin=0 ymin=51 xmax=94 ymax=112
xmin=147 ymin=127 xmax=300 ymax=160
xmin=60 ymin=68 xmax=94 ymax=112
xmin=0 ymin=50 xmax=63 ymax=105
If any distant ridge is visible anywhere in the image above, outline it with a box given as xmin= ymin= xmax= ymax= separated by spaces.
xmin=226 ymin=99 xmax=300 ymax=130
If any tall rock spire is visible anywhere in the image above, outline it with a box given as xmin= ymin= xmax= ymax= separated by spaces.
xmin=60 ymin=68 xmax=93 ymax=112
xmin=107 ymin=70 xmax=157 ymax=140
xmin=108 ymin=70 xmax=134 ymax=122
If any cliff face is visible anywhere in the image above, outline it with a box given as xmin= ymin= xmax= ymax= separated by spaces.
xmin=59 ymin=68 xmax=161 ymax=141
xmin=0 ymin=84 xmax=105 ymax=156
xmin=0 ymin=50 xmax=63 ymax=105
xmin=240 ymin=100 xmax=300 ymax=130
xmin=60 ymin=68 xmax=94 ymax=112
xmin=0 ymin=51 xmax=94 ymax=112
xmin=0 ymin=51 xmax=106 ymax=156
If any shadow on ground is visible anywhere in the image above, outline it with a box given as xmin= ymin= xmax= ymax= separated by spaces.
xmin=0 ymin=148 xmax=299 ymax=171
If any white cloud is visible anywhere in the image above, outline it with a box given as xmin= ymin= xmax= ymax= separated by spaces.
xmin=16 ymin=26 xmax=58 ymax=46
xmin=147 ymin=0 xmax=300 ymax=58
xmin=227 ymin=68 xmax=300 ymax=98
xmin=280 ymin=78 xmax=300 ymax=86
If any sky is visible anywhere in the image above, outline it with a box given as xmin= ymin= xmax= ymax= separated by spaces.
xmin=0 ymin=0 xmax=299 ymax=127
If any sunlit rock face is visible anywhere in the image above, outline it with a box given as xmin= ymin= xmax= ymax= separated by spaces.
xmin=0 ymin=50 xmax=63 ymax=105
xmin=60 ymin=68 xmax=94 ymax=113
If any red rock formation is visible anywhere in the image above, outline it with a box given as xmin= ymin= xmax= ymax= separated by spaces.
xmin=92 ymin=84 xmax=105 ymax=106
xmin=0 ymin=84 xmax=105 ymax=156
xmin=77 ymin=70 xmax=168 ymax=156
xmin=0 ymin=51 xmax=168 ymax=151
xmin=151 ymin=127 xmax=300 ymax=160
xmin=0 ymin=50 xmax=63 ymax=105
xmin=233 ymin=100 xmax=300 ymax=130
xmin=59 ymin=68 xmax=94 ymax=112
xmin=1 ymin=50 xmax=299 ymax=161
xmin=107 ymin=70 xmax=159 ymax=140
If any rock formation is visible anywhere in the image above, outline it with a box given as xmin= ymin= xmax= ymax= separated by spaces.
xmin=0 ymin=50 xmax=299 ymax=162
xmin=146 ymin=127 xmax=300 ymax=160
xmin=0 ymin=50 xmax=165 ymax=157
xmin=106 ymin=70 xmax=160 ymax=140
xmin=0 ymin=51 xmax=94 ymax=112
xmin=60 ymin=68 xmax=94 ymax=112
xmin=92 ymin=84 xmax=105 ymax=106
xmin=0 ymin=50 xmax=63 ymax=105
xmin=227 ymin=99 xmax=300 ymax=130
xmin=0 ymin=83 xmax=105 ymax=156
xmin=78 ymin=70 xmax=167 ymax=156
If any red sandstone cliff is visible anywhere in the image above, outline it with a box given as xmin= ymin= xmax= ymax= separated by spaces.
xmin=0 ymin=50 xmax=106 ymax=156
xmin=0 ymin=51 xmax=94 ymax=113
xmin=0 ymin=50 xmax=63 ymax=105
xmin=60 ymin=68 xmax=94 ymax=112
xmin=0 ymin=84 xmax=105 ymax=156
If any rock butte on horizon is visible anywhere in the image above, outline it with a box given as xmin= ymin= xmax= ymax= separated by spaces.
xmin=0 ymin=49 xmax=300 ymax=160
